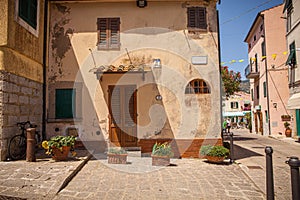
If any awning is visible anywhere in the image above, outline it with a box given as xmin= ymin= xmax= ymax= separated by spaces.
xmin=223 ymin=111 xmax=250 ymax=117
xmin=287 ymin=93 xmax=300 ymax=109
xmin=286 ymin=49 xmax=295 ymax=65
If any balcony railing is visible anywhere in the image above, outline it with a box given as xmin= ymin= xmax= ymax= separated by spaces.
xmin=245 ymin=64 xmax=259 ymax=79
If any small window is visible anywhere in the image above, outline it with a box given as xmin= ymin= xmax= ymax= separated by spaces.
xmin=185 ymin=79 xmax=210 ymax=94
xmin=261 ymin=41 xmax=266 ymax=57
xmin=18 ymin=0 xmax=37 ymax=29
xmin=55 ymin=89 xmax=76 ymax=119
xmin=260 ymin=24 xmax=263 ymax=32
xmin=256 ymin=85 xmax=259 ymax=99
xmin=254 ymin=35 xmax=256 ymax=41
xmin=231 ymin=102 xmax=239 ymax=109
xmin=187 ymin=7 xmax=207 ymax=30
xmin=97 ymin=18 xmax=120 ymax=50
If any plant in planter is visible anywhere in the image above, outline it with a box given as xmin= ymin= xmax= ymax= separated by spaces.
xmin=200 ymin=145 xmax=229 ymax=163
xmin=42 ymin=135 xmax=77 ymax=161
xmin=151 ymin=142 xmax=174 ymax=166
xmin=107 ymin=147 xmax=128 ymax=164
xmin=284 ymin=122 xmax=292 ymax=137
xmin=281 ymin=114 xmax=291 ymax=121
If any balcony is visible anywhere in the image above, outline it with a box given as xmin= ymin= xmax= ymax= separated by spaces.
xmin=245 ymin=64 xmax=259 ymax=79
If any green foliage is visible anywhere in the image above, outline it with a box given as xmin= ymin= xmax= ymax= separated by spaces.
xmin=221 ymin=66 xmax=241 ymax=96
xmin=42 ymin=135 xmax=76 ymax=155
xmin=200 ymin=145 xmax=229 ymax=157
xmin=108 ymin=147 xmax=127 ymax=154
xmin=284 ymin=122 xmax=291 ymax=129
xmin=152 ymin=142 xmax=174 ymax=157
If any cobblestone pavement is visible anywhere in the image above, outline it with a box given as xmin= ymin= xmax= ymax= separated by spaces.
xmin=0 ymin=150 xmax=90 ymax=200
xmin=231 ymin=129 xmax=300 ymax=200
xmin=54 ymin=157 xmax=265 ymax=200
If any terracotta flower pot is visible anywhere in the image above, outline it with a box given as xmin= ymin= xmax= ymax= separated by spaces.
xmin=52 ymin=146 xmax=71 ymax=161
xmin=206 ymin=156 xmax=225 ymax=163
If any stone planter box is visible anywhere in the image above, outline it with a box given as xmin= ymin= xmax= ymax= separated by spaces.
xmin=107 ymin=153 xmax=127 ymax=164
xmin=151 ymin=155 xmax=170 ymax=166
xmin=206 ymin=155 xmax=225 ymax=163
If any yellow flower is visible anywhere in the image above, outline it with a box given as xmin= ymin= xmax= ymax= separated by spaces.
xmin=42 ymin=141 xmax=49 ymax=150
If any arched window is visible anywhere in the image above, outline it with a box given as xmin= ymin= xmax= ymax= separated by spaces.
xmin=185 ymin=79 xmax=210 ymax=94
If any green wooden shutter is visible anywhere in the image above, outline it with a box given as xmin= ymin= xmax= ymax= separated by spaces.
xmin=296 ymin=109 xmax=300 ymax=136
xmin=55 ymin=89 xmax=75 ymax=119
xmin=263 ymin=82 xmax=267 ymax=97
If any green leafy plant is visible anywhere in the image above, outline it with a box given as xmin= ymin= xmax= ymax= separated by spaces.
xmin=42 ymin=135 xmax=76 ymax=156
xmin=284 ymin=121 xmax=291 ymax=129
xmin=152 ymin=142 xmax=174 ymax=157
xmin=108 ymin=147 xmax=127 ymax=154
xmin=200 ymin=145 xmax=229 ymax=158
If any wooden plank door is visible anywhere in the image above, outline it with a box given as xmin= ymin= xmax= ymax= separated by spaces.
xmin=108 ymin=85 xmax=137 ymax=147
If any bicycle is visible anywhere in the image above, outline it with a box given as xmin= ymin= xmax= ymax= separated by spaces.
xmin=8 ymin=121 xmax=41 ymax=160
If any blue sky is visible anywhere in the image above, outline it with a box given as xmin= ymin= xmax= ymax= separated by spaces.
xmin=217 ymin=0 xmax=284 ymax=79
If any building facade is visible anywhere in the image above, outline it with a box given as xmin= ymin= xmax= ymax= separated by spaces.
xmin=244 ymin=4 xmax=290 ymax=136
xmin=47 ymin=0 xmax=222 ymax=158
xmin=284 ymin=0 xmax=300 ymax=138
xmin=0 ymin=0 xmax=45 ymax=161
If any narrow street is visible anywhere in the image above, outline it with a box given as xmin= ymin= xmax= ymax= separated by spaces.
xmin=231 ymin=129 xmax=300 ymax=200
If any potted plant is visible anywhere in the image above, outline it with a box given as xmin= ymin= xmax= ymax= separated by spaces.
xmin=151 ymin=142 xmax=174 ymax=166
xmin=281 ymin=115 xmax=291 ymax=121
xmin=42 ymin=135 xmax=77 ymax=161
xmin=200 ymin=145 xmax=229 ymax=163
xmin=107 ymin=147 xmax=128 ymax=164
xmin=284 ymin=122 xmax=292 ymax=137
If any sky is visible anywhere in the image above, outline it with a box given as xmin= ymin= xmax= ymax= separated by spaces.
xmin=217 ymin=0 xmax=284 ymax=80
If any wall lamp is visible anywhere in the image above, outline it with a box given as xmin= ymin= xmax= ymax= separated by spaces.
xmin=137 ymin=0 xmax=147 ymax=8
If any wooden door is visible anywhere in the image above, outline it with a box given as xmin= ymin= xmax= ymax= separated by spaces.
xmin=108 ymin=85 xmax=137 ymax=147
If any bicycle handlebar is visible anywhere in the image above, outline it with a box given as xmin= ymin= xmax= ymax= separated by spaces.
xmin=17 ymin=121 xmax=36 ymax=128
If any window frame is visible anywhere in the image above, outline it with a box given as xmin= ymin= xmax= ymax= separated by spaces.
xmin=15 ymin=0 xmax=39 ymax=37
xmin=185 ymin=79 xmax=210 ymax=94
xmin=263 ymin=81 xmax=267 ymax=98
xmin=187 ymin=7 xmax=207 ymax=32
xmin=230 ymin=102 xmax=239 ymax=109
xmin=97 ymin=18 xmax=120 ymax=50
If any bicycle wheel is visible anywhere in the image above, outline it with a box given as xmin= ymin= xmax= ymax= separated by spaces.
xmin=8 ymin=135 xmax=26 ymax=160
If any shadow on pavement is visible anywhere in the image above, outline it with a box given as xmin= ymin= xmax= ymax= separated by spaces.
xmin=233 ymin=144 xmax=263 ymax=160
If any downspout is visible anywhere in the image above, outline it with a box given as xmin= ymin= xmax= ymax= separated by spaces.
xmin=42 ymin=0 xmax=49 ymax=140
xmin=217 ymin=9 xmax=223 ymax=137
xmin=262 ymin=15 xmax=271 ymax=135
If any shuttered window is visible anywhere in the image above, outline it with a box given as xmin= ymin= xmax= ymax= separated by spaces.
xmin=97 ymin=18 xmax=120 ymax=50
xmin=187 ymin=7 xmax=207 ymax=30
xmin=55 ymin=89 xmax=76 ymax=119
xmin=19 ymin=0 xmax=37 ymax=29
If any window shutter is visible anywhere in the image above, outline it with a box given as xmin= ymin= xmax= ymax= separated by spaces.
xmin=231 ymin=102 xmax=234 ymax=109
xmin=110 ymin=87 xmax=121 ymax=125
xmin=55 ymin=89 xmax=75 ymax=119
xmin=188 ymin=7 xmax=207 ymax=30
xmin=109 ymin=18 xmax=120 ymax=49
xmin=97 ymin=18 xmax=108 ymax=49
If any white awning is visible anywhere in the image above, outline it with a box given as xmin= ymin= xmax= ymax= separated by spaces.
xmin=287 ymin=93 xmax=300 ymax=109
xmin=223 ymin=111 xmax=250 ymax=117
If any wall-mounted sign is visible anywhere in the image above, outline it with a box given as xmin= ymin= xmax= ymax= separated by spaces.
xmin=191 ymin=56 xmax=208 ymax=65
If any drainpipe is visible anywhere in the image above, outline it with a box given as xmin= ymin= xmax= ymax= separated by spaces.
xmin=42 ymin=0 xmax=49 ymax=140
xmin=217 ymin=9 xmax=223 ymax=135
xmin=262 ymin=15 xmax=271 ymax=135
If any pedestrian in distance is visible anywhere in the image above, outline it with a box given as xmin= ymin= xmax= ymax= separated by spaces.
xmin=226 ymin=118 xmax=231 ymax=133
xmin=223 ymin=119 xmax=227 ymax=133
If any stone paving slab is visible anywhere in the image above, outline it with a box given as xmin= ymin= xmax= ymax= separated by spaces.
xmin=0 ymin=150 xmax=90 ymax=200
xmin=54 ymin=158 xmax=265 ymax=200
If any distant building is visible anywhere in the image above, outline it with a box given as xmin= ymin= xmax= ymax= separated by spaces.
xmin=244 ymin=4 xmax=290 ymax=136
xmin=284 ymin=0 xmax=300 ymax=138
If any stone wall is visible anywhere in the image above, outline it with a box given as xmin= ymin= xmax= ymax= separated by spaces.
xmin=0 ymin=71 xmax=42 ymax=161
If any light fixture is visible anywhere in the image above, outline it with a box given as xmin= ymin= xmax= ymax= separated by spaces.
xmin=153 ymin=59 xmax=161 ymax=68
xmin=137 ymin=0 xmax=147 ymax=8
xmin=155 ymin=95 xmax=162 ymax=101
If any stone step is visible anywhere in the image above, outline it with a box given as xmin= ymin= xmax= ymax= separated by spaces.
xmin=126 ymin=150 xmax=141 ymax=157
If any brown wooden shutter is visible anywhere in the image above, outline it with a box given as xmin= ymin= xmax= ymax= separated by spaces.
xmin=97 ymin=18 xmax=108 ymax=49
xmin=187 ymin=7 xmax=207 ymax=30
xmin=109 ymin=18 xmax=120 ymax=49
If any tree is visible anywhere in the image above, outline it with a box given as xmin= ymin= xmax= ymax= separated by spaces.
xmin=221 ymin=66 xmax=241 ymax=97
